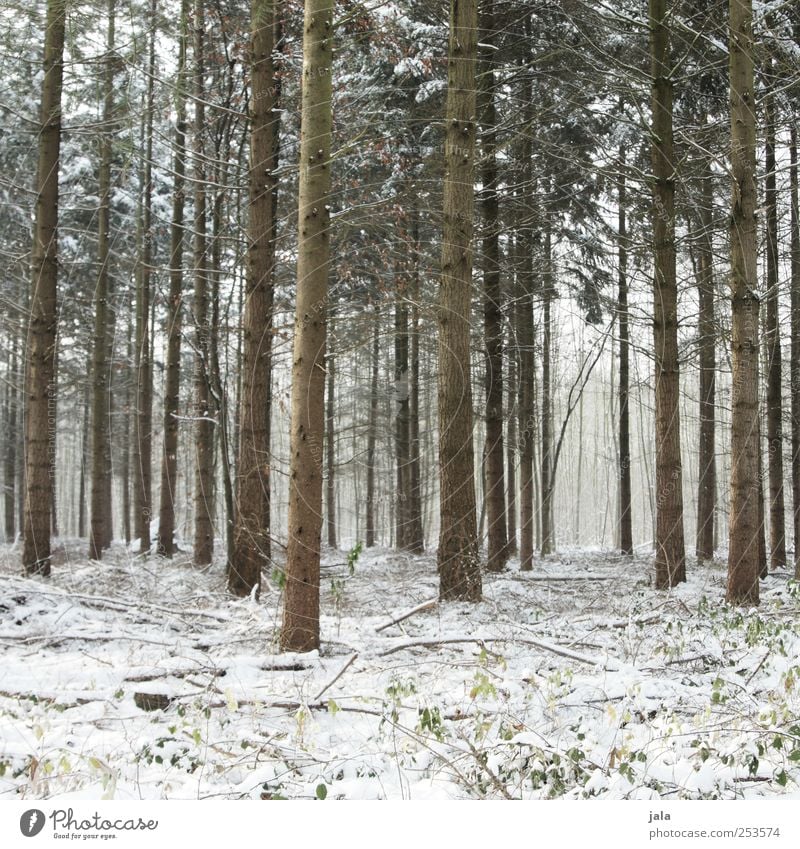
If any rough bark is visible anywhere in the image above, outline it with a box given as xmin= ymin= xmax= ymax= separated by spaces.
xmin=540 ymin=227 xmax=554 ymax=557
xmin=650 ymin=0 xmax=686 ymax=588
xmin=5 ymin=339 xmax=18 ymax=541
xmin=157 ymin=0 xmax=189 ymax=558
xmin=394 ymin=281 xmax=411 ymax=549
xmin=365 ymin=310 xmax=379 ymax=547
xmin=193 ymin=0 xmax=215 ymax=566
xmin=89 ymin=0 xmax=116 ymax=561
xmin=764 ymin=83 xmax=786 ymax=569
xmin=695 ymin=154 xmax=716 ymax=562
xmin=132 ymin=2 xmax=156 ymax=555
xmin=228 ymin=0 xmax=276 ymax=593
xmin=23 ymin=0 xmax=66 ymax=577
xmin=326 ymin=316 xmax=337 ymax=549
xmin=618 ymin=146 xmax=633 ymax=555
xmin=517 ymin=50 xmax=535 ymax=574
xmin=480 ymin=9 xmax=508 ymax=572
xmin=791 ymin=125 xmax=800 ymax=579
xmin=281 ymin=0 xmax=334 ymax=652
xmin=436 ymin=0 xmax=481 ymax=601
xmin=406 ymin=203 xmax=425 ymax=552
xmin=726 ymin=0 xmax=760 ymax=606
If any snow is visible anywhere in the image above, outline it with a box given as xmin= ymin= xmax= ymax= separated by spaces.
xmin=1 ymin=541 xmax=800 ymax=800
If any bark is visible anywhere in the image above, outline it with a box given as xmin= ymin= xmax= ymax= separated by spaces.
xmin=365 ymin=310 xmax=379 ymax=547
xmin=193 ymin=0 xmax=215 ymax=566
xmin=726 ymin=0 xmax=760 ymax=606
xmin=229 ymin=0 xmax=276 ymax=593
xmin=694 ymin=153 xmax=716 ymax=562
xmin=326 ymin=316 xmax=337 ymax=549
xmin=791 ymin=125 xmax=800 ymax=579
xmin=157 ymin=0 xmax=189 ymax=558
xmin=506 ymin=292 xmax=518 ymax=557
xmin=480 ymin=8 xmax=508 ymax=572
xmin=618 ymin=146 xmax=633 ymax=555
xmin=517 ymin=52 xmax=535 ymax=573
xmin=406 ymin=203 xmax=425 ymax=551
xmin=23 ymin=0 xmax=66 ymax=576
xmin=210 ymin=151 xmax=235 ymax=569
xmin=49 ymin=347 xmax=58 ymax=538
xmin=89 ymin=0 xmax=116 ymax=561
xmin=121 ymin=304 xmax=132 ymax=546
xmin=281 ymin=0 xmax=334 ymax=652
xmin=436 ymin=0 xmax=481 ymax=601
xmin=132 ymin=2 xmax=156 ymax=554
xmin=540 ymin=227 xmax=554 ymax=556
xmin=650 ymin=0 xmax=686 ymax=588
xmin=394 ymin=280 xmax=411 ymax=549
xmin=764 ymin=83 xmax=786 ymax=569
xmin=78 ymin=381 xmax=89 ymax=540
xmin=4 ymin=339 xmax=18 ymax=541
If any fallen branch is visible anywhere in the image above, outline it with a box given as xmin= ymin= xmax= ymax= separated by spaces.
xmin=375 ymin=598 xmax=437 ymax=633
xmin=378 ymin=635 xmax=619 ymax=669
xmin=313 ymin=652 xmax=358 ymax=701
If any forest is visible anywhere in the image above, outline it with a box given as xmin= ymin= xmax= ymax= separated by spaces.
xmin=1 ymin=0 xmax=800 ymax=801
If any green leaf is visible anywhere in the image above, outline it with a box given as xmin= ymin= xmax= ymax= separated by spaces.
xmin=315 ymin=783 xmax=328 ymax=800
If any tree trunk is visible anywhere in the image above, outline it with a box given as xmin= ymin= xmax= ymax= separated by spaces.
xmin=281 ymin=0 xmax=334 ymax=652
xmin=406 ymin=202 xmax=425 ymax=552
xmin=5 ymin=338 xmax=18 ymax=541
xmin=23 ymin=0 xmax=66 ymax=576
xmin=132 ymin=2 xmax=156 ymax=555
xmin=122 ymin=304 xmax=132 ymax=546
xmin=193 ymin=0 xmax=214 ymax=567
xmin=726 ymin=0 xmax=760 ymax=606
xmin=50 ymin=346 xmax=58 ymax=538
xmin=517 ymin=52 xmax=535 ymax=573
xmin=695 ymin=152 xmax=716 ymax=562
xmin=229 ymin=0 xmax=276 ymax=593
xmin=540 ymin=227 xmax=554 ymax=556
xmin=365 ymin=309 xmax=379 ymax=547
xmin=618 ymin=146 xmax=633 ymax=555
xmin=326 ymin=316 xmax=337 ymax=550
xmin=436 ymin=0 xmax=481 ymax=601
xmin=157 ymin=0 xmax=189 ymax=558
xmin=394 ymin=279 xmax=410 ymax=550
xmin=790 ymin=125 xmax=800 ymax=579
xmin=78 ymin=380 xmax=89 ymax=540
xmin=650 ymin=0 xmax=686 ymax=588
xmin=89 ymin=0 xmax=116 ymax=561
xmin=764 ymin=83 xmax=786 ymax=569
xmin=506 ymin=292 xmax=518 ymax=557
xmin=480 ymin=6 xmax=507 ymax=572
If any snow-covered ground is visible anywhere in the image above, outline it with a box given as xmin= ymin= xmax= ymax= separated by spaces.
xmin=1 ymin=541 xmax=799 ymax=800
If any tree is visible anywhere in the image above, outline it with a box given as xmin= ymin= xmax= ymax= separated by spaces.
xmin=156 ymin=0 xmax=189 ymax=559
xmin=89 ymin=0 xmax=117 ymax=561
xmin=479 ymin=1 xmax=508 ymax=572
xmin=650 ymin=0 xmax=686 ymax=588
xmin=726 ymin=0 xmax=760 ymax=606
xmin=763 ymin=70 xmax=786 ymax=570
xmin=193 ymin=0 xmax=215 ymax=567
xmin=436 ymin=0 xmax=481 ymax=601
xmin=132 ymin=0 xmax=157 ymax=555
xmin=617 ymin=143 xmax=633 ymax=555
xmin=23 ymin=0 xmax=66 ymax=577
xmin=281 ymin=0 xmax=335 ymax=652
xmin=791 ymin=125 xmax=800 ymax=580
xmin=228 ymin=0 xmax=276 ymax=596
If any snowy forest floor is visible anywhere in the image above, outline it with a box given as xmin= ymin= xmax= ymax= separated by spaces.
xmin=1 ymin=541 xmax=800 ymax=800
